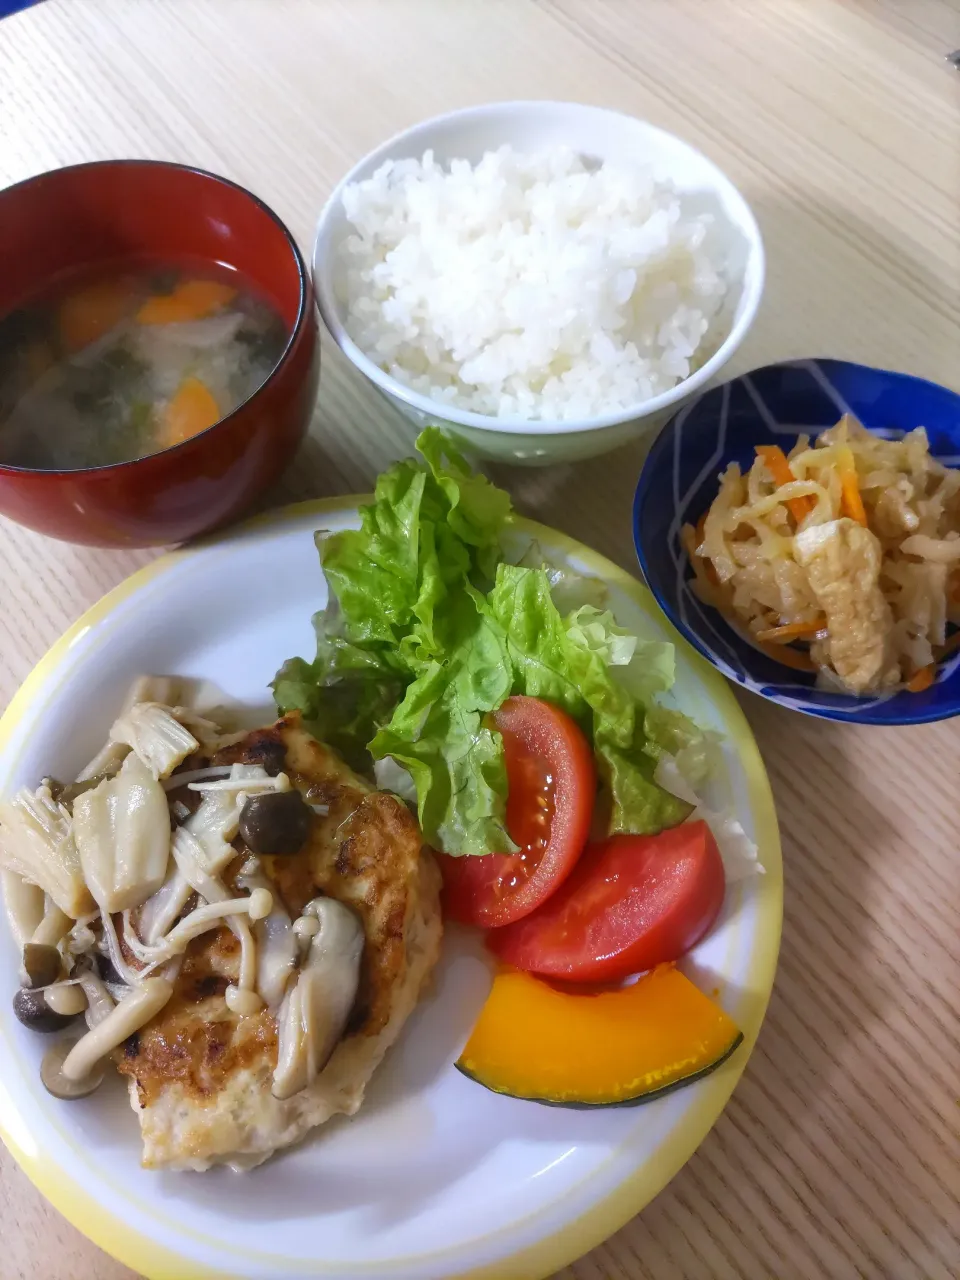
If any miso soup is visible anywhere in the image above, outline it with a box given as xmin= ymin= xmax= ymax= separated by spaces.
xmin=0 ymin=260 xmax=288 ymax=470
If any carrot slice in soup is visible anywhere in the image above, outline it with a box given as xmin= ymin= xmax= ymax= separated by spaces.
xmin=162 ymin=377 xmax=220 ymax=447
xmin=60 ymin=280 xmax=133 ymax=352
xmin=136 ymin=279 xmax=236 ymax=326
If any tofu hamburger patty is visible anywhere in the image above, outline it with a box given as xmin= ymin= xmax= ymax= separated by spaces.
xmin=117 ymin=714 xmax=442 ymax=1170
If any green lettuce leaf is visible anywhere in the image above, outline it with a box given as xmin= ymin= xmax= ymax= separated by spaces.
xmin=275 ymin=429 xmax=694 ymax=855
xmin=369 ymin=591 xmax=516 ymax=856
xmin=273 ymin=651 xmax=406 ymax=775
xmin=515 ymin=541 xmax=609 ymax=614
xmin=273 ymin=428 xmax=513 ymax=785
xmin=565 ymin=605 xmax=676 ymax=704
xmin=487 ymin=566 xmax=690 ymax=837
xmin=416 ymin=427 xmax=512 ymax=583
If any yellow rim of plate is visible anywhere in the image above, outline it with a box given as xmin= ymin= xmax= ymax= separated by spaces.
xmin=0 ymin=499 xmax=783 ymax=1280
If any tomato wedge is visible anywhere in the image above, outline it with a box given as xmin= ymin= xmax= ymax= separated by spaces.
xmin=487 ymin=821 xmax=725 ymax=982
xmin=438 ymin=697 xmax=595 ymax=928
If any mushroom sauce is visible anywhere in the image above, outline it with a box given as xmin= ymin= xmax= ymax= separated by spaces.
xmin=0 ymin=683 xmax=326 ymax=1103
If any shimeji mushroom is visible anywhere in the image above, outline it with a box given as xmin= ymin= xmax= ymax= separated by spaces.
xmin=272 ymin=898 xmax=364 ymax=1101
xmin=20 ymin=943 xmax=61 ymax=990
xmin=239 ymin=789 xmax=313 ymax=856
xmin=138 ymin=764 xmax=276 ymax=945
xmin=42 ymin=982 xmax=88 ymax=1018
xmin=40 ymin=978 xmax=174 ymax=1101
xmin=13 ymin=988 xmax=77 ymax=1034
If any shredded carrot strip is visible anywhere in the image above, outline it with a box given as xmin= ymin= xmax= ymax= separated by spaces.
xmin=906 ymin=664 xmax=936 ymax=693
xmin=682 ymin=524 xmax=725 ymax=605
xmin=717 ymin=612 xmax=816 ymax=672
xmin=836 ymin=444 xmax=868 ymax=525
xmin=936 ymin=631 xmax=960 ymax=658
xmin=755 ymin=445 xmax=813 ymax=525
xmin=757 ymin=641 xmax=816 ymax=672
xmin=949 ymin=569 xmax=960 ymax=603
xmin=755 ymin=616 xmax=827 ymax=644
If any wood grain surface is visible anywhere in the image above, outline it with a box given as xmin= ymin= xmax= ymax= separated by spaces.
xmin=1 ymin=2 xmax=959 ymax=1277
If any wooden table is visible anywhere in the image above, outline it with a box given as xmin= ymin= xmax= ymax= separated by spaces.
xmin=1 ymin=2 xmax=959 ymax=1277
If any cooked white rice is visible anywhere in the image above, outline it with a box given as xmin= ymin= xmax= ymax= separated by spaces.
xmin=336 ymin=145 xmax=733 ymax=422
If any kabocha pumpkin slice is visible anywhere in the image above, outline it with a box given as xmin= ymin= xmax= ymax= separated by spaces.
xmin=456 ymin=964 xmax=742 ymax=1107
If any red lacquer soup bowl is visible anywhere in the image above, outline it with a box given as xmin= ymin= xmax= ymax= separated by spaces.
xmin=0 ymin=160 xmax=319 ymax=546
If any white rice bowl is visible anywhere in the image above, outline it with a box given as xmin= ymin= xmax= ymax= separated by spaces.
xmin=335 ymin=145 xmax=735 ymax=423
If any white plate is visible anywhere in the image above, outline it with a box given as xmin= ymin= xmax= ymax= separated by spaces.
xmin=0 ymin=500 xmax=782 ymax=1280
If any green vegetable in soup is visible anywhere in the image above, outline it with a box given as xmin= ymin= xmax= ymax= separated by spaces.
xmin=147 ymin=267 xmax=180 ymax=296
xmin=237 ymin=313 xmax=286 ymax=362
xmin=66 ymin=344 xmax=146 ymax=414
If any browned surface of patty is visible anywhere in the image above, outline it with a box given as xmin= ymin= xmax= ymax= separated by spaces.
xmin=117 ymin=713 xmax=428 ymax=1110
xmin=119 ymin=932 xmax=278 ymax=1108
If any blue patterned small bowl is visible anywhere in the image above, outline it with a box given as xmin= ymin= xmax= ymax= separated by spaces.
xmin=633 ymin=359 xmax=960 ymax=724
